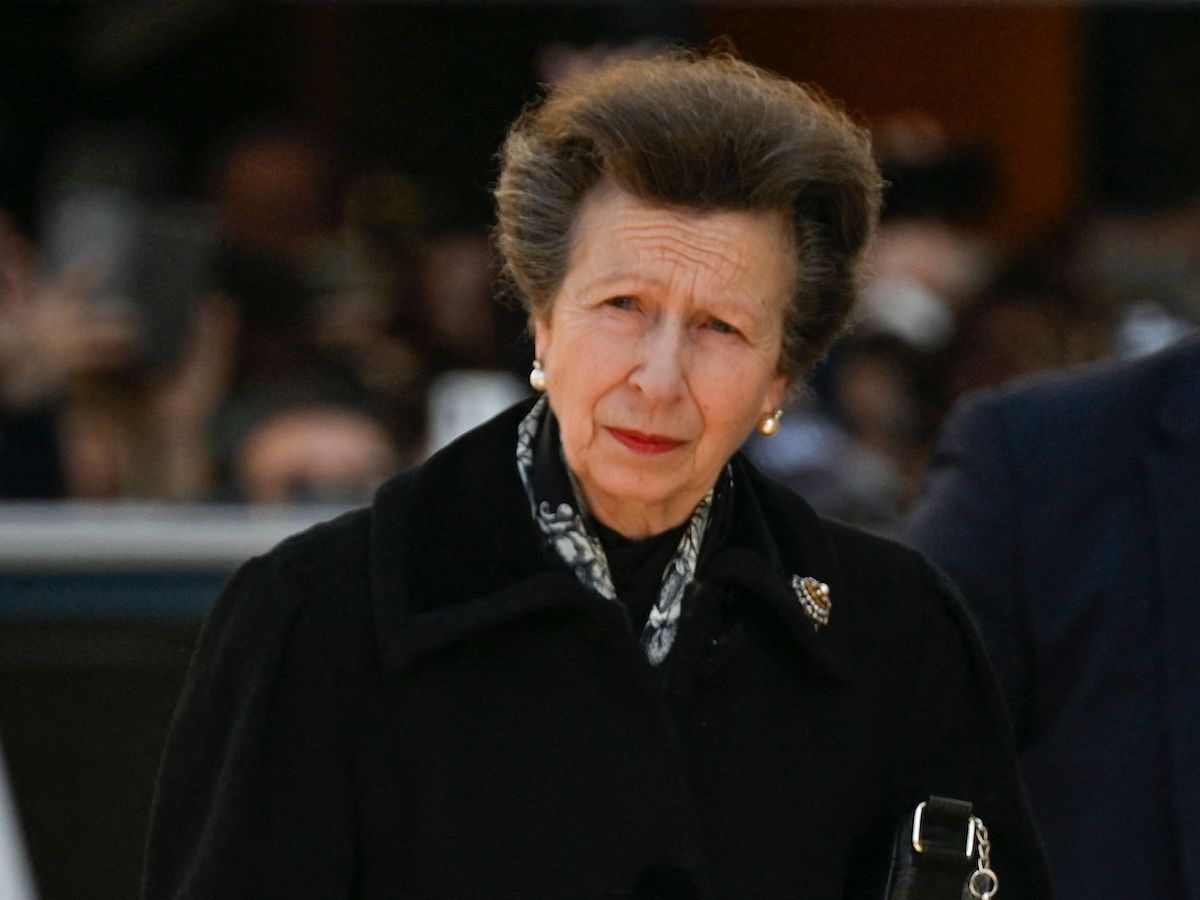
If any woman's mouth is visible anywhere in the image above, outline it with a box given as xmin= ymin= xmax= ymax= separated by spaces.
xmin=608 ymin=427 xmax=686 ymax=455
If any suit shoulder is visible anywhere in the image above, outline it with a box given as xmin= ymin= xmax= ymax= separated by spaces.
xmin=962 ymin=340 xmax=1189 ymax=434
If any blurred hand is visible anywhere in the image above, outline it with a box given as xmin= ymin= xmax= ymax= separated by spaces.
xmin=149 ymin=296 xmax=239 ymax=499
xmin=153 ymin=296 xmax=238 ymax=432
xmin=1 ymin=218 xmax=139 ymax=407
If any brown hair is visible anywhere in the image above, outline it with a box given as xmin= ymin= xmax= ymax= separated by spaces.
xmin=494 ymin=51 xmax=882 ymax=379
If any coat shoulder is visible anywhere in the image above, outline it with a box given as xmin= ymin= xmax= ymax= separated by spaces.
xmin=824 ymin=517 xmax=973 ymax=637
xmin=958 ymin=335 xmax=1197 ymax=442
xmin=202 ymin=505 xmax=381 ymax=668
xmin=267 ymin=505 xmax=375 ymax=605
xmin=742 ymin=456 xmax=971 ymax=647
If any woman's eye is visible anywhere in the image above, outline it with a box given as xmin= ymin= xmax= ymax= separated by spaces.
xmin=604 ymin=296 xmax=637 ymax=310
xmin=704 ymin=317 xmax=739 ymax=336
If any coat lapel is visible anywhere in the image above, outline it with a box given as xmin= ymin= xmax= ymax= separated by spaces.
xmin=706 ymin=457 xmax=850 ymax=681
xmin=368 ymin=402 xmax=597 ymax=671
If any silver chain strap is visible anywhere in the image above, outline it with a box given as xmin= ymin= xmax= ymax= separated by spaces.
xmin=968 ymin=816 xmax=999 ymax=899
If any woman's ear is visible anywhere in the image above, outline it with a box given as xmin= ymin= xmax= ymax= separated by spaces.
xmin=764 ymin=371 xmax=789 ymax=416
xmin=533 ymin=316 xmax=552 ymax=364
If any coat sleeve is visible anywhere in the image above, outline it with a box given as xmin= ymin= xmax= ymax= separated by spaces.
xmin=901 ymin=391 xmax=1037 ymax=748
xmin=887 ymin=560 xmax=1052 ymax=900
xmin=142 ymin=552 xmax=358 ymax=899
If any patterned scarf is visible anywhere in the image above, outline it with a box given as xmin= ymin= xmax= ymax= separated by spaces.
xmin=516 ymin=397 xmax=725 ymax=665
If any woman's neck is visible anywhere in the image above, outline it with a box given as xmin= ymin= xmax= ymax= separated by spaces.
xmin=575 ymin=482 xmax=701 ymax=540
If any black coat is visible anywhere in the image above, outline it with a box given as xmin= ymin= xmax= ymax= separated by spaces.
xmin=144 ymin=403 xmax=1050 ymax=899
xmin=905 ymin=336 xmax=1200 ymax=900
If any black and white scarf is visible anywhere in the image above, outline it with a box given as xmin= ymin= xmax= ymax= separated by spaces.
xmin=516 ymin=397 xmax=728 ymax=666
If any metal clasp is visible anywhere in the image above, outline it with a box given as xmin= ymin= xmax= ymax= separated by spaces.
xmin=911 ymin=800 xmax=977 ymax=858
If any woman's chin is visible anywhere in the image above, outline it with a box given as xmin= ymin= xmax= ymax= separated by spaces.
xmin=579 ymin=470 xmax=704 ymax=535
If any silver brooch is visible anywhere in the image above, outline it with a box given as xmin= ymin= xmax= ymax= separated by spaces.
xmin=792 ymin=575 xmax=831 ymax=631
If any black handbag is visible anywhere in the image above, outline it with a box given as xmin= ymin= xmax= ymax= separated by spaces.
xmin=884 ymin=796 xmax=999 ymax=900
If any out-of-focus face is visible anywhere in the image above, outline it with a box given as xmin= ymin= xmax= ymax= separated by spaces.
xmin=535 ymin=179 xmax=793 ymax=538
xmin=236 ymin=408 xmax=400 ymax=504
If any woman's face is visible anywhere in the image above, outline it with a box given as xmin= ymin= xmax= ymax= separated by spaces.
xmin=535 ymin=179 xmax=793 ymax=538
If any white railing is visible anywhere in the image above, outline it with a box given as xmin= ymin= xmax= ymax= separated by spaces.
xmin=0 ymin=503 xmax=353 ymax=572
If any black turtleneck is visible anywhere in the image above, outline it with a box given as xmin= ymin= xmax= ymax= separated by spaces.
xmin=591 ymin=517 xmax=688 ymax=633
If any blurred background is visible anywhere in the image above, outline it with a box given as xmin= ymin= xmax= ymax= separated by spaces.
xmin=1 ymin=1 xmax=1198 ymax=896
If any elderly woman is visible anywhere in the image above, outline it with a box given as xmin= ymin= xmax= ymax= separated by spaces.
xmin=145 ymin=54 xmax=1049 ymax=898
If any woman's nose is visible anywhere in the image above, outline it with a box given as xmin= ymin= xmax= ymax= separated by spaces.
xmin=629 ymin=322 xmax=687 ymax=401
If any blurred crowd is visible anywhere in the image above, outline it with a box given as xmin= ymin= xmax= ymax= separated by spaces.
xmin=2 ymin=97 xmax=1198 ymax=523
xmin=0 ymin=121 xmax=528 ymax=505
xmin=743 ymin=116 xmax=1199 ymax=531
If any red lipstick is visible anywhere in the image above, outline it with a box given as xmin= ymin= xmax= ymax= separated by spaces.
xmin=608 ymin=427 xmax=685 ymax=455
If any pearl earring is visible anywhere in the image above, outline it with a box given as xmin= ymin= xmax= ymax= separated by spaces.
xmin=757 ymin=409 xmax=782 ymax=437
xmin=529 ymin=359 xmax=547 ymax=392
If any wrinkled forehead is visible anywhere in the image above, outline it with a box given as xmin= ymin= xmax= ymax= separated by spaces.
xmin=562 ymin=178 xmax=796 ymax=301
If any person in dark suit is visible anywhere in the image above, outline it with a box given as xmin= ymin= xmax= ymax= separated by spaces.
xmin=905 ymin=334 xmax=1200 ymax=900
xmin=144 ymin=53 xmax=1049 ymax=898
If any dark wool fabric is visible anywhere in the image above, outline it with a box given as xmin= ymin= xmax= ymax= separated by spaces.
xmin=594 ymin=517 xmax=686 ymax=632
xmin=905 ymin=335 xmax=1200 ymax=900
xmin=144 ymin=401 xmax=1051 ymax=900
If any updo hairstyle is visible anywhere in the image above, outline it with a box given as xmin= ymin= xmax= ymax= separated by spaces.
xmin=494 ymin=51 xmax=883 ymax=378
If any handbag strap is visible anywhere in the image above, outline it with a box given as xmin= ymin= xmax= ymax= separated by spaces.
xmin=886 ymin=796 xmax=998 ymax=900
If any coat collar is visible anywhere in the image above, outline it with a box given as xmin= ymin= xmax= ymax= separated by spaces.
xmin=368 ymin=401 xmax=850 ymax=681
